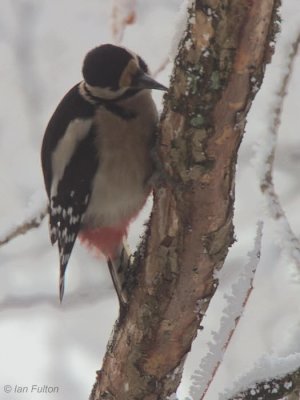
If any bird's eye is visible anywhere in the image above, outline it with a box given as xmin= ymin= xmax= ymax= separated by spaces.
xmin=131 ymin=71 xmax=143 ymax=87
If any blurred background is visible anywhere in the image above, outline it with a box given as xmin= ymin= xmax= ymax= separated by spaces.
xmin=0 ymin=1 xmax=300 ymax=399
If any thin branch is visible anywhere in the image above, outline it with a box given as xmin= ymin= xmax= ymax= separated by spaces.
xmin=0 ymin=207 xmax=47 ymax=247
xmin=260 ymin=32 xmax=300 ymax=267
xmin=189 ymin=222 xmax=263 ymax=400
xmin=153 ymin=57 xmax=170 ymax=78
xmin=226 ymin=365 xmax=300 ymax=400
xmin=0 ymin=284 xmax=111 ymax=311
xmin=110 ymin=0 xmax=137 ymax=44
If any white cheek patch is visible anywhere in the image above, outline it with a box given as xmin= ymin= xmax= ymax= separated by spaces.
xmin=51 ymin=118 xmax=92 ymax=197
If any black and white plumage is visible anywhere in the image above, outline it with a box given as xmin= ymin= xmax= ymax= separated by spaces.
xmin=41 ymin=44 xmax=167 ymax=303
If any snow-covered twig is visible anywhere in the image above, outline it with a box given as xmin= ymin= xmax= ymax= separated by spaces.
xmin=0 ymin=209 xmax=47 ymax=246
xmin=221 ymin=354 xmax=300 ymax=400
xmin=0 ymin=192 xmax=47 ymax=247
xmin=110 ymin=0 xmax=137 ymax=44
xmin=153 ymin=57 xmax=170 ymax=78
xmin=188 ymin=222 xmax=263 ymax=400
xmin=259 ymin=32 xmax=300 ymax=268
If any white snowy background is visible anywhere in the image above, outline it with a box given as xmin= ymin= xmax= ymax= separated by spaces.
xmin=0 ymin=1 xmax=300 ymax=399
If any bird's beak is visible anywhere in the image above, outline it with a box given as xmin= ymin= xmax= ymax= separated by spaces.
xmin=132 ymin=72 xmax=168 ymax=91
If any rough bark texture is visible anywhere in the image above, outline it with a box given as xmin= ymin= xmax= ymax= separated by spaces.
xmin=90 ymin=1 xmax=280 ymax=399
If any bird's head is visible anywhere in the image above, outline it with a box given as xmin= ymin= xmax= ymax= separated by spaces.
xmin=82 ymin=44 xmax=167 ymax=100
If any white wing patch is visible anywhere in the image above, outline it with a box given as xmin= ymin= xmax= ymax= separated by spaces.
xmin=50 ymin=118 xmax=92 ymax=197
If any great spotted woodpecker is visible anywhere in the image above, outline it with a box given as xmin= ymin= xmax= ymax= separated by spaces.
xmin=41 ymin=44 xmax=167 ymax=304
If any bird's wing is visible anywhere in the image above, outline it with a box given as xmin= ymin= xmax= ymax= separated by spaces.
xmin=50 ymin=130 xmax=99 ymax=301
xmin=41 ymin=84 xmax=97 ymax=300
xmin=41 ymin=83 xmax=95 ymax=196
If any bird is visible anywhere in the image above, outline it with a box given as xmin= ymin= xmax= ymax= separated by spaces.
xmin=41 ymin=44 xmax=167 ymax=305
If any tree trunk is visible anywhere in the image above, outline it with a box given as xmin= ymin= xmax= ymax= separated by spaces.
xmin=90 ymin=1 xmax=280 ymax=399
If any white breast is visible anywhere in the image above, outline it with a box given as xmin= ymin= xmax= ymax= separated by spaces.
xmin=83 ymin=91 xmax=158 ymax=228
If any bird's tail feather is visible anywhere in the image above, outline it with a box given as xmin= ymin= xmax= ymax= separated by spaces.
xmin=59 ymin=275 xmax=65 ymax=303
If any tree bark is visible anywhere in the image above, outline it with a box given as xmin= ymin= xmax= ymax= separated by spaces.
xmin=90 ymin=1 xmax=280 ymax=399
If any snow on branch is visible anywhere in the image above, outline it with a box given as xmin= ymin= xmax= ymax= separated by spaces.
xmin=0 ymin=191 xmax=47 ymax=246
xmin=110 ymin=0 xmax=137 ymax=44
xmin=188 ymin=222 xmax=263 ymax=400
xmin=221 ymin=354 xmax=300 ymax=400
xmin=258 ymin=32 xmax=300 ymax=269
xmin=169 ymin=0 xmax=194 ymax=61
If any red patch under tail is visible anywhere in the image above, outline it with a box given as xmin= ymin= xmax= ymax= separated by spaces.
xmin=79 ymin=194 xmax=150 ymax=259
xmin=79 ymin=221 xmax=128 ymax=260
